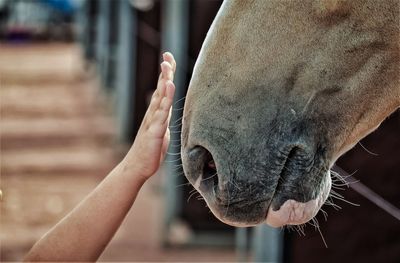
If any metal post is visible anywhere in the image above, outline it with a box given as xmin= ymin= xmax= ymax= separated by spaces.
xmin=115 ymin=0 xmax=137 ymax=142
xmin=236 ymin=227 xmax=249 ymax=262
xmin=161 ymin=0 xmax=189 ymax=245
xmin=75 ymin=0 xmax=95 ymax=61
xmin=95 ymin=0 xmax=110 ymax=87
xmin=105 ymin=1 xmax=118 ymax=89
xmin=252 ymin=225 xmax=283 ymax=263
xmin=73 ymin=0 xmax=86 ymax=49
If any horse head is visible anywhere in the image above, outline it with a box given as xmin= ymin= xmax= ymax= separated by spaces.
xmin=181 ymin=0 xmax=399 ymax=227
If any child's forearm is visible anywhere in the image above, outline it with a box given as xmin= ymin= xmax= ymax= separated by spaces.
xmin=24 ymin=160 xmax=145 ymax=262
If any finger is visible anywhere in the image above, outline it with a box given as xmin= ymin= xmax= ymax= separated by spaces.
xmin=165 ymin=80 xmax=176 ymax=102
xmin=163 ymin=52 xmax=176 ymax=73
xmin=152 ymin=100 xmax=170 ymax=126
xmin=154 ymin=61 xmax=170 ymax=96
xmin=153 ymin=81 xmax=175 ymax=125
xmin=147 ymin=77 xmax=166 ymax=117
xmin=164 ymin=52 xmax=176 ymax=73
xmin=161 ymin=61 xmax=173 ymax=81
xmin=160 ymin=128 xmax=170 ymax=164
xmin=166 ymin=107 xmax=172 ymax=128
xmin=151 ymin=61 xmax=172 ymax=108
xmin=162 ymin=81 xmax=175 ymax=126
xmin=158 ymin=79 xmax=174 ymax=112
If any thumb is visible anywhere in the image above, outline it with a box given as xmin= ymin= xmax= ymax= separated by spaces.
xmin=160 ymin=127 xmax=170 ymax=164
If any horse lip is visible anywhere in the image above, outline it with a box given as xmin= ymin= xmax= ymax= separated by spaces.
xmin=268 ymin=145 xmax=315 ymax=211
xmin=213 ymin=197 xmax=271 ymax=226
xmin=218 ymin=197 xmax=269 ymax=208
xmin=268 ymin=156 xmax=290 ymax=209
xmin=266 ymin=153 xmax=290 ymax=212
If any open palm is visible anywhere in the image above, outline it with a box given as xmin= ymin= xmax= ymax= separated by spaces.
xmin=124 ymin=53 xmax=176 ymax=180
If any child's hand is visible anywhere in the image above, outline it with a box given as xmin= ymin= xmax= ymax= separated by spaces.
xmin=123 ymin=52 xmax=176 ymax=181
xmin=23 ymin=53 xmax=176 ymax=262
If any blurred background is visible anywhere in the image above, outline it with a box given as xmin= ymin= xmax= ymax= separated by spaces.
xmin=0 ymin=0 xmax=399 ymax=262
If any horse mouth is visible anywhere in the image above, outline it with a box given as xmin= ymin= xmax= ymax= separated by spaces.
xmin=203 ymin=172 xmax=331 ymax=228
xmin=182 ymin=144 xmax=332 ymax=227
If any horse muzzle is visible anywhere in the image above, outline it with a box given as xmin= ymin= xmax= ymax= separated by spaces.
xmin=181 ymin=143 xmax=332 ymax=227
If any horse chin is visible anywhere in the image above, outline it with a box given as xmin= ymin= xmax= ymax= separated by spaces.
xmin=197 ymin=171 xmax=332 ymax=228
xmin=266 ymin=172 xmax=332 ymax=227
xmin=205 ymin=202 xmax=267 ymax=228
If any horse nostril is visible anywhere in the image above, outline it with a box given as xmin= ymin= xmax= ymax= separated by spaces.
xmin=208 ymin=159 xmax=216 ymax=169
xmin=187 ymin=146 xmax=219 ymax=190
xmin=203 ymin=154 xmax=218 ymax=186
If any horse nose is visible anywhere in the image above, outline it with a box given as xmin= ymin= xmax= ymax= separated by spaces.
xmin=186 ymin=146 xmax=219 ymax=193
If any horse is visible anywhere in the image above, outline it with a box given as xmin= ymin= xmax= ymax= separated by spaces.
xmin=180 ymin=0 xmax=399 ymax=227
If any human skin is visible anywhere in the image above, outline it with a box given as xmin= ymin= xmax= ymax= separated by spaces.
xmin=24 ymin=52 xmax=176 ymax=262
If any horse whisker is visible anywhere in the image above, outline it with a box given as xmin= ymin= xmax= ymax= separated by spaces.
xmin=358 ymin=142 xmax=379 ymax=156
xmin=173 ymin=96 xmax=186 ymax=106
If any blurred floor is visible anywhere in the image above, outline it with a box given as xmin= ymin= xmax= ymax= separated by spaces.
xmin=0 ymin=43 xmax=235 ymax=261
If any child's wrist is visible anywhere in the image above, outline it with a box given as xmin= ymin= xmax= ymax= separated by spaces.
xmin=119 ymin=158 xmax=149 ymax=185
